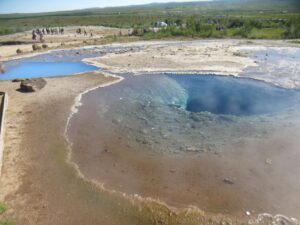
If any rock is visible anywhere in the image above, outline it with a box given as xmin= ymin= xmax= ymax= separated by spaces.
xmin=12 ymin=78 xmax=25 ymax=82
xmin=223 ymin=178 xmax=234 ymax=185
xmin=265 ymin=158 xmax=272 ymax=165
xmin=185 ymin=146 xmax=199 ymax=152
xmin=19 ymin=78 xmax=47 ymax=92
xmin=16 ymin=48 xmax=23 ymax=54
xmin=104 ymin=149 xmax=111 ymax=153
xmin=42 ymin=44 xmax=48 ymax=49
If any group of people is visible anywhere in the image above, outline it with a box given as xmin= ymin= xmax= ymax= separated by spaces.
xmin=76 ymin=28 xmax=93 ymax=37
xmin=32 ymin=28 xmax=65 ymax=42
xmin=32 ymin=27 xmax=94 ymax=43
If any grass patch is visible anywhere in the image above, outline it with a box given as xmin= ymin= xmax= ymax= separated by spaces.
xmin=248 ymin=28 xmax=285 ymax=39
xmin=0 ymin=220 xmax=13 ymax=225
xmin=0 ymin=203 xmax=7 ymax=215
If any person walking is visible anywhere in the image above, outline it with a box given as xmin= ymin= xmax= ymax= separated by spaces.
xmin=39 ymin=32 xmax=45 ymax=43
xmin=32 ymin=30 xmax=37 ymax=41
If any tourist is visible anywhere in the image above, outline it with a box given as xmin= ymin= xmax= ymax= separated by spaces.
xmin=39 ymin=32 xmax=45 ymax=43
xmin=32 ymin=30 xmax=37 ymax=41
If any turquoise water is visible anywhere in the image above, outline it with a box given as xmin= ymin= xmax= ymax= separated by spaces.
xmin=169 ymin=75 xmax=300 ymax=116
xmin=0 ymin=61 xmax=98 ymax=80
xmin=90 ymin=74 xmax=300 ymax=117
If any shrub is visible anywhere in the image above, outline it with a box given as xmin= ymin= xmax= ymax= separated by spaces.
xmin=228 ymin=18 xmax=245 ymax=28
xmin=32 ymin=44 xmax=41 ymax=51
xmin=283 ymin=17 xmax=300 ymax=39
xmin=0 ymin=28 xmax=13 ymax=36
xmin=42 ymin=44 xmax=48 ymax=49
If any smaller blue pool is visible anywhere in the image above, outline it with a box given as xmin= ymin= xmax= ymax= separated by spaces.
xmin=0 ymin=61 xmax=98 ymax=80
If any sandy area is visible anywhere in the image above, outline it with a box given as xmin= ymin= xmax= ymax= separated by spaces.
xmin=86 ymin=39 xmax=300 ymax=88
xmin=0 ymin=72 xmax=126 ymax=224
xmin=86 ymin=40 xmax=255 ymax=75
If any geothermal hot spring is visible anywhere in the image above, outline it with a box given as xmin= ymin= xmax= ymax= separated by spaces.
xmin=0 ymin=61 xmax=97 ymax=80
xmin=68 ymin=72 xmax=300 ymax=218
xmin=3 ymin=46 xmax=300 ymax=220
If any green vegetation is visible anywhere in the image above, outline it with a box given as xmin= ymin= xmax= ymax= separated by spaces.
xmin=0 ymin=0 xmax=299 ymax=39
xmin=0 ymin=220 xmax=13 ymax=225
xmin=32 ymin=44 xmax=42 ymax=51
xmin=0 ymin=203 xmax=7 ymax=215
xmin=142 ymin=16 xmax=299 ymax=39
xmin=0 ymin=203 xmax=12 ymax=225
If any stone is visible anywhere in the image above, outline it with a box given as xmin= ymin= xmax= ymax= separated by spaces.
xmin=12 ymin=78 xmax=25 ymax=82
xmin=265 ymin=158 xmax=272 ymax=165
xmin=223 ymin=178 xmax=234 ymax=185
xmin=19 ymin=78 xmax=47 ymax=92
xmin=183 ymin=146 xmax=199 ymax=152
xmin=104 ymin=149 xmax=111 ymax=153
xmin=16 ymin=48 xmax=23 ymax=54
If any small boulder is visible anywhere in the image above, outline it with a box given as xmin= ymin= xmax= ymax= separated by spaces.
xmin=20 ymin=78 xmax=47 ymax=92
xmin=16 ymin=48 xmax=23 ymax=54
xmin=12 ymin=78 xmax=25 ymax=82
xmin=223 ymin=178 xmax=234 ymax=185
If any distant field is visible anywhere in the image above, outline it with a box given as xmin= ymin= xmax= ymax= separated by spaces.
xmin=0 ymin=0 xmax=299 ymax=39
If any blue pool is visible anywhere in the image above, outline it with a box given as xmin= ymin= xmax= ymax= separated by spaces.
xmin=0 ymin=61 xmax=98 ymax=80
xmin=169 ymin=75 xmax=300 ymax=116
